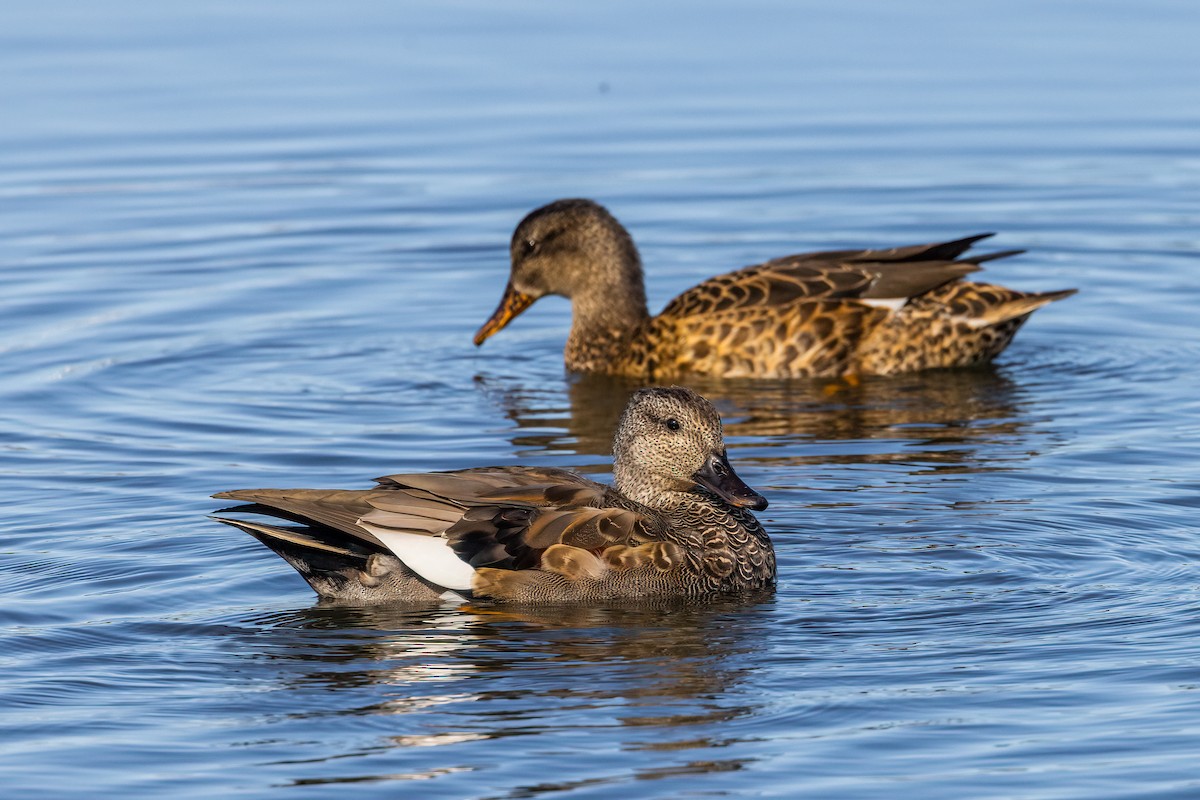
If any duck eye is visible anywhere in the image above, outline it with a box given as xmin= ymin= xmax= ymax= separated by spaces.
xmin=665 ymin=418 xmax=681 ymax=432
xmin=522 ymin=238 xmax=538 ymax=255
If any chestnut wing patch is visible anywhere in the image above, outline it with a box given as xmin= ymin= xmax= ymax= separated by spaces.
xmin=369 ymin=468 xmax=647 ymax=573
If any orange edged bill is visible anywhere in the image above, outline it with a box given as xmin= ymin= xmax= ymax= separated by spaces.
xmin=474 ymin=282 xmax=536 ymax=346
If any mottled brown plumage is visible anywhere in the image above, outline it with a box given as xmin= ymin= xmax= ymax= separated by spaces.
xmin=212 ymin=387 xmax=774 ymax=604
xmin=474 ymin=198 xmax=1076 ymax=378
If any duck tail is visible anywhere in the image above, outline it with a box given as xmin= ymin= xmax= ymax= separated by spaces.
xmin=974 ymin=287 xmax=1078 ymax=326
xmin=211 ymin=514 xmax=451 ymax=603
xmin=858 ymin=282 xmax=1076 ymax=372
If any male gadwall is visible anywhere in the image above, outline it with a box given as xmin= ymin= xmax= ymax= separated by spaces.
xmin=475 ymin=198 xmax=1075 ymax=379
xmin=213 ymin=387 xmax=774 ymax=603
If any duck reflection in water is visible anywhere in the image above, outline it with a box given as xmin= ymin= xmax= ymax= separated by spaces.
xmin=244 ymin=596 xmax=774 ymax=785
xmin=481 ymin=365 xmax=1039 ymax=476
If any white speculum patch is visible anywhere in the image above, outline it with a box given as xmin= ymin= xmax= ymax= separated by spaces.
xmin=361 ymin=525 xmax=476 ymax=591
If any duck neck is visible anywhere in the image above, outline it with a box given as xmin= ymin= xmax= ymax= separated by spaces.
xmin=614 ymin=469 xmax=711 ymax=517
xmin=564 ymin=250 xmax=652 ymax=371
xmin=565 ymin=285 xmax=649 ymax=369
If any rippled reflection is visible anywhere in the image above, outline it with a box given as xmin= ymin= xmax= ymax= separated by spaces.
xmin=480 ymin=366 xmax=1047 ymax=473
xmin=246 ymin=598 xmax=775 ymax=789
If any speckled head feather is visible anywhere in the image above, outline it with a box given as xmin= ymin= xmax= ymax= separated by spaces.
xmin=475 ymin=199 xmax=649 ymax=349
xmin=612 ymin=387 xmax=723 ymax=495
xmin=474 ymin=198 xmax=1076 ymax=379
xmin=509 ymin=198 xmax=645 ymax=303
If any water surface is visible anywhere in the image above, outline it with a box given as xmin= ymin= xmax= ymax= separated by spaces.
xmin=4 ymin=1 xmax=1200 ymax=797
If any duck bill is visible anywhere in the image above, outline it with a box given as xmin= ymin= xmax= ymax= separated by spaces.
xmin=692 ymin=451 xmax=768 ymax=511
xmin=474 ymin=282 xmax=536 ymax=346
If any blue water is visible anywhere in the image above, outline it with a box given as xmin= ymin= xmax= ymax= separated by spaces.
xmin=4 ymin=1 xmax=1200 ymax=797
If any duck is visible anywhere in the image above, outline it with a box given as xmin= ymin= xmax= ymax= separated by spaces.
xmin=212 ymin=386 xmax=774 ymax=604
xmin=474 ymin=198 xmax=1076 ymax=379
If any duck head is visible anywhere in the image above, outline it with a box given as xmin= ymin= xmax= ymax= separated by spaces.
xmin=612 ymin=386 xmax=768 ymax=512
xmin=474 ymin=198 xmax=648 ymax=346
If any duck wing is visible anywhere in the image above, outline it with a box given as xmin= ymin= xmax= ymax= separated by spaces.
xmin=369 ymin=468 xmax=650 ymax=572
xmin=768 ymin=232 xmax=1003 ymax=265
xmin=658 ymin=233 xmax=1011 ymax=318
xmin=214 ymin=467 xmax=659 ymax=597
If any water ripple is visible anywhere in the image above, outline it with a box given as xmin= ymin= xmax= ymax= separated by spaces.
xmin=4 ymin=2 xmax=1200 ymax=797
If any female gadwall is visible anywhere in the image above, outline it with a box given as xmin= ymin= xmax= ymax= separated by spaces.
xmin=475 ymin=198 xmax=1075 ymax=379
xmin=213 ymin=387 xmax=774 ymax=603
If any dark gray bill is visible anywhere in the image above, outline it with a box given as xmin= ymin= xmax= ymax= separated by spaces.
xmin=692 ymin=451 xmax=768 ymax=511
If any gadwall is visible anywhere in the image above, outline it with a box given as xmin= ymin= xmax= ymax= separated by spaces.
xmin=475 ymin=198 xmax=1075 ymax=378
xmin=213 ymin=387 xmax=774 ymax=603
